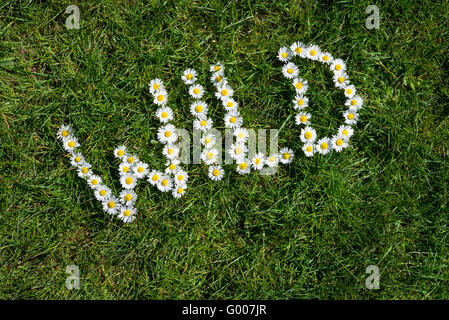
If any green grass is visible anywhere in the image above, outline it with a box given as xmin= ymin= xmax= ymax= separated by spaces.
xmin=1 ymin=0 xmax=448 ymax=299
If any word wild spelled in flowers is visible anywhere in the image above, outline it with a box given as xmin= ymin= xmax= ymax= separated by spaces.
xmin=58 ymin=42 xmax=363 ymax=223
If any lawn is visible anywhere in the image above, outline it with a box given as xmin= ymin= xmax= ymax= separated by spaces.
xmin=0 ymin=0 xmax=448 ymax=299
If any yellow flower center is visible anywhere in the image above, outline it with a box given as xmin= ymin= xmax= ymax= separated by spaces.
xmin=207 ymin=152 xmax=213 ymax=159
xmin=91 ymin=179 xmax=98 ymax=185
xmin=161 ymin=179 xmax=168 ymax=186
xmin=169 ymin=164 xmax=176 ymax=170
xmin=306 ymin=146 xmax=313 ymax=152
xmin=164 ymin=131 xmax=171 ymax=137
xmin=67 ymin=141 xmax=75 ymax=148
xmin=137 ymin=167 xmax=144 ymax=173
xmin=297 ymin=99 xmax=304 ymax=106
xmin=125 ymin=177 xmax=133 ymax=185
xmin=107 ymin=201 xmax=115 ymax=209
xmin=200 ymin=120 xmax=207 ymax=127
xmin=269 ymin=156 xmax=276 ymax=162
xmin=214 ymin=65 xmax=221 ymax=72
xmin=351 ymin=99 xmax=357 ymax=106
xmin=74 ymin=156 xmax=81 ymax=163
xmin=310 ymin=49 xmax=317 ymax=56
xmin=230 ymin=117 xmax=236 ymax=123
xmin=323 ymin=55 xmax=329 ymax=61
xmin=216 ymin=75 xmax=222 ymax=82
xmin=338 ymin=77 xmax=344 ymax=83
xmin=168 ymin=148 xmax=174 ymax=155
xmin=117 ymin=150 xmax=125 ymax=157
xmin=346 ymin=88 xmax=352 ymax=95
xmin=99 ymin=190 xmax=106 ymax=196
xmin=177 ymin=175 xmax=184 ymax=181
xmin=281 ymin=52 xmax=287 ymax=58
xmin=221 ymin=89 xmax=228 ymax=96
xmin=195 ymin=105 xmax=203 ymax=113
xmin=205 ymin=137 xmax=211 ymax=144
xmin=122 ymin=166 xmax=129 ymax=173
xmin=81 ymin=167 xmax=88 ymax=174
xmin=287 ymin=68 xmax=293 ymax=74
xmin=347 ymin=113 xmax=354 ymax=120
xmin=235 ymin=148 xmax=242 ymax=154
xmin=127 ymin=157 xmax=134 ymax=163
xmin=335 ymin=64 xmax=341 ymax=71
xmin=123 ymin=210 xmax=131 ymax=217
xmin=161 ymin=111 xmax=168 ymax=118
xmin=283 ymin=153 xmax=290 ymax=159
xmin=226 ymin=101 xmax=233 ymax=108
xmin=296 ymin=82 xmax=303 ymax=90
xmin=342 ymin=129 xmax=348 ymax=136
xmin=213 ymin=169 xmax=220 ymax=176
xmin=62 ymin=130 xmax=69 ymax=137
xmin=295 ymin=47 xmax=302 ymax=54
xmin=320 ymin=142 xmax=328 ymax=150
xmin=153 ymin=83 xmax=159 ymax=90
xmin=238 ymin=133 xmax=244 ymax=139
xmin=177 ymin=188 xmax=184 ymax=194
xmin=239 ymin=163 xmax=247 ymax=170
xmin=255 ymin=158 xmax=261 ymax=165
xmin=152 ymin=174 xmax=159 ymax=181
xmin=186 ymin=73 xmax=193 ymax=80
xmin=304 ymin=131 xmax=312 ymax=140
xmin=300 ymin=115 xmax=307 ymax=123
xmin=193 ymin=88 xmax=200 ymax=94
xmin=157 ymin=95 xmax=164 ymax=102
xmin=124 ymin=194 xmax=133 ymax=201
xmin=336 ymin=139 xmax=343 ymax=146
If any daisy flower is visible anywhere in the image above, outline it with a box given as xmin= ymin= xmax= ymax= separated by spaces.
xmin=162 ymin=144 xmax=180 ymax=160
xmin=282 ymin=62 xmax=298 ymax=79
xmin=210 ymin=62 xmax=224 ymax=74
xmin=222 ymin=97 xmax=238 ymax=113
xmin=77 ymin=162 xmax=92 ymax=178
xmin=266 ymin=154 xmax=279 ymax=167
xmin=330 ymin=58 xmax=347 ymax=74
xmin=189 ymin=84 xmax=204 ymax=99
xmin=133 ymin=161 xmax=149 ymax=179
xmin=174 ymin=170 xmax=188 ymax=185
xmin=278 ymin=46 xmax=291 ymax=62
xmin=156 ymin=106 xmax=174 ymax=123
xmin=343 ymin=85 xmax=356 ymax=98
xmin=157 ymin=124 xmax=178 ymax=144
xmin=118 ymin=206 xmax=136 ymax=223
xmin=57 ymin=125 xmax=73 ymax=140
xmin=302 ymin=143 xmax=315 ymax=157
xmin=153 ymin=89 xmax=168 ymax=105
xmin=234 ymin=128 xmax=249 ymax=143
xmin=120 ymin=174 xmax=137 ymax=190
xmin=165 ymin=159 xmax=181 ymax=174
xmin=190 ymin=101 xmax=208 ymax=117
xmin=293 ymin=94 xmax=309 ymax=110
xmin=119 ymin=189 xmax=137 ymax=206
xmin=102 ymin=196 xmax=120 ymax=215
xmin=70 ymin=152 xmax=84 ymax=167
xmin=181 ymin=69 xmax=197 ymax=85
xmin=148 ymin=170 xmax=162 ymax=186
xmin=316 ymin=138 xmax=331 ymax=155
xmin=201 ymin=148 xmax=218 ymax=165
xmin=224 ymin=110 xmax=243 ymax=129
xmin=211 ymin=72 xmax=225 ymax=86
xmin=208 ymin=165 xmax=224 ymax=181
xmin=290 ymin=41 xmax=306 ymax=57
xmin=215 ymin=84 xmax=233 ymax=100
xmin=300 ymin=126 xmax=317 ymax=143
xmin=149 ymin=78 xmax=164 ymax=94
xmin=295 ymin=112 xmax=311 ymax=125
xmin=87 ymin=174 xmax=102 ymax=189
xmin=319 ymin=51 xmax=333 ymax=64
xmin=119 ymin=162 xmax=132 ymax=175
xmin=157 ymin=175 xmax=173 ymax=192
xmin=306 ymin=44 xmax=321 ymax=60
xmin=292 ymin=78 xmax=308 ymax=94
xmin=62 ymin=136 xmax=79 ymax=152
xmin=251 ymin=153 xmax=265 ymax=170
xmin=338 ymin=125 xmax=354 ymax=139
xmin=236 ymin=159 xmax=251 ymax=174
xmin=114 ymin=146 xmax=127 ymax=159
xmin=228 ymin=143 xmax=247 ymax=161
xmin=279 ymin=147 xmax=294 ymax=164
xmin=172 ymin=183 xmax=187 ymax=198
xmin=333 ymin=72 xmax=349 ymax=89
xmin=94 ymin=186 xmax=111 ymax=201
xmin=345 ymin=95 xmax=363 ymax=110
xmin=343 ymin=109 xmax=359 ymax=125
xmin=201 ymin=134 xmax=216 ymax=148
xmin=193 ymin=115 xmax=213 ymax=132
xmin=331 ymin=135 xmax=349 ymax=152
